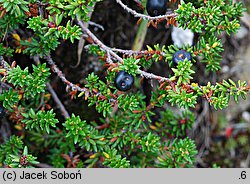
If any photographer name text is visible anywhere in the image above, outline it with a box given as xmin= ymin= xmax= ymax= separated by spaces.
xmin=2 ymin=170 xmax=83 ymax=181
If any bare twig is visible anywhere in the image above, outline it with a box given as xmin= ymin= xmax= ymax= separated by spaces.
xmin=111 ymin=48 xmax=144 ymax=55
xmin=77 ymin=19 xmax=123 ymax=63
xmin=116 ymin=0 xmax=177 ymax=20
xmin=88 ymin=21 xmax=104 ymax=31
xmin=77 ymin=19 xmax=173 ymax=83
xmin=46 ymin=83 xmax=70 ymax=118
xmin=0 ymin=56 xmax=10 ymax=71
xmin=44 ymin=55 xmax=88 ymax=93
xmin=44 ymin=55 xmax=116 ymax=103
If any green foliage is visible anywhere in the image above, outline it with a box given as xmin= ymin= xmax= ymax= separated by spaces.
xmin=196 ymin=36 xmax=224 ymax=71
xmin=28 ymin=16 xmax=82 ymax=43
xmin=0 ymin=88 xmax=20 ymax=111
xmin=85 ymin=73 xmax=113 ymax=117
xmin=21 ymin=36 xmax=60 ymax=57
xmin=167 ymin=87 xmax=198 ymax=108
xmin=0 ymin=43 xmax=14 ymax=57
xmin=18 ymin=11 xmax=82 ymax=56
xmin=103 ymin=149 xmax=130 ymax=168
xmin=6 ymin=146 xmax=39 ymax=168
xmin=117 ymin=94 xmax=140 ymax=111
xmin=21 ymin=109 xmax=59 ymax=134
xmin=5 ymin=63 xmax=50 ymax=98
xmin=63 ymin=114 xmax=107 ymax=152
xmin=0 ymin=136 xmax=23 ymax=165
xmin=140 ymin=132 xmax=161 ymax=152
xmin=176 ymin=0 xmax=244 ymax=72
xmin=46 ymin=0 xmax=102 ymax=21
xmin=176 ymin=1 xmax=243 ymax=34
xmin=157 ymin=138 xmax=197 ymax=168
xmin=0 ymin=0 xmax=29 ymax=17
xmin=159 ymin=109 xmax=195 ymax=137
xmin=196 ymin=80 xmax=248 ymax=110
xmin=0 ymin=0 xmax=248 ymax=169
xmin=172 ymin=59 xmax=195 ymax=85
xmin=117 ymin=57 xmax=140 ymax=76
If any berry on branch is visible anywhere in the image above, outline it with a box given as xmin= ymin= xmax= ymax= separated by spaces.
xmin=172 ymin=50 xmax=192 ymax=64
xmin=146 ymin=0 xmax=167 ymax=17
xmin=114 ymin=71 xmax=134 ymax=91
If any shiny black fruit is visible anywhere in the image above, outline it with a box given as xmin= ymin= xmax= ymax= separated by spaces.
xmin=146 ymin=0 xmax=167 ymax=17
xmin=114 ymin=71 xmax=134 ymax=91
xmin=172 ymin=50 xmax=192 ymax=64
xmin=0 ymin=105 xmax=6 ymax=119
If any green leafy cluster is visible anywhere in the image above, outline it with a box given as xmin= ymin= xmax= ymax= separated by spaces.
xmin=0 ymin=0 xmax=29 ymax=17
xmin=0 ymin=0 xmax=95 ymax=57
xmin=22 ymin=16 xmax=82 ymax=56
xmin=0 ymin=136 xmax=23 ymax=166
xmin=157 ymin=138 xmax=197 ymax=168
xmin=5 ymin=63 xmax=50 ymax=98
xmin=0 ymin=43 xmax=14 ymax=57
xmin=167 ymin=87 xmax=198 ymax=108
xmin=103 ymin=149 xmax=130 ymax=168
xmin=85 ymin=72 xmax=113 ymax=117
xmin=176 ymin=1 xmax=243 ymax=34
xmin=172 ymin=59 xmax=195 ymax=85
xmin=6 ymin=146 xmax=39 ymax=168
xmin=21 ymin=109 xmax=59 ymax=134
xmin=196 ymin=35 xmax=224 ymax=71
xmin=175 ymin=1 xmax=244 ymax=71
xmin=63 ymin=114 xmax=107 ymax=152
xmin=0 ymin=88 xmax=20 ymax=111
xmin=45 ymin=0 xmax=102 ymax=21
xmin=117 ymin=94 xmax=140 ymax=112
xmin=0 ymin=15 xmax=25 ymax=39
xmin=196 ymin=80 xmax=248 ymax=110
xmin=159 ymin=109 xmax=195 ymax=137
xmin=117 ymin=57 xmax=140 ymax=76
xmin=28 ymin=15 xmax=82 ymax=43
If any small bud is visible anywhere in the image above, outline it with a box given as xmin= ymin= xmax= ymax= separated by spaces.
xmin=48 ymin=22 xmax=56 ymax=28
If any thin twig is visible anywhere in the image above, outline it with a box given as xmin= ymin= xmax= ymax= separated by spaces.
xmin=77 ymin=19 xmax=123 ymax=63
xmin=111 ymin=48 xmax=143 ymax=55
xmin=0 ymin=56 xmax=10 ymax=71
xmin=88 ymin=21 xmax=104 ymax=31
xmin=116 ymin=0 xmax=177 ymax=20
xmin=46 ymin=83 xmax=70 ymax=118
xmin=44 ymin=55 xmax=88 ymax=93
xmin=77 ymin=19 xmax=173 ymax=83
xmin=33 ymin=56 xmax=70 ymax=118
xmin=44 ymin=55 xmax=116 ymax=103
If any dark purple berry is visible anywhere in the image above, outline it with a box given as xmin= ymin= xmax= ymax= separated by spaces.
xmin=172 ymin=50 xmax=192 ymax=64
xmin=0 ymin=105 xmax=6 ymax=119
xmin=114 ymin=71 xmax=134 ymax=91
xmin=146 ymin=0 xmax=167 ymax=17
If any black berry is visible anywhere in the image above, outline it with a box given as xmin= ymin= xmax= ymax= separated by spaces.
xmin=172 ymin=50 xmax=192 ymax=65
xmin=146 ymin=0 xmax=167 ymax=17
xmin=114 ymin=71 xmax=134 ymax=91
xmin=0 ymin=105 xmax=6 ymax=119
